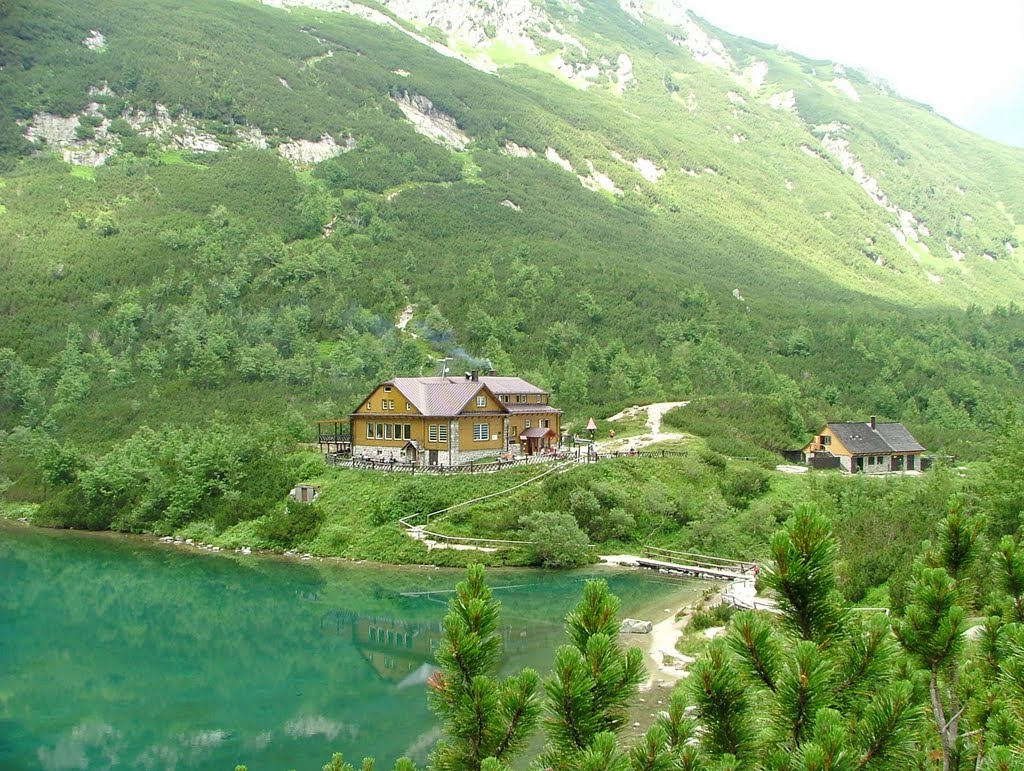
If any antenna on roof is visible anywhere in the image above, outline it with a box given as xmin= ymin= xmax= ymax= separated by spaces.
xmin=437 ymin=357 xmax=452 ymax=377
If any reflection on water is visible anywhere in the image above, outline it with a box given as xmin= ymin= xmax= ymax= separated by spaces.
xmin=0 ymin=522 xmax=700 ymax=770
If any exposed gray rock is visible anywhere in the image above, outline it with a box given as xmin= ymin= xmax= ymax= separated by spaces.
xmin=620 ymin=618 xmax=653 ymax=634
xmin=277 ymin=133 xmax=352 ymax=165
xmin=392 ymin=93 xmax=470 ymax=150
xmin=502 ymin=141 xmax=535 ymax=158
xmin=83 ymin=30 xmax=106 ymax=50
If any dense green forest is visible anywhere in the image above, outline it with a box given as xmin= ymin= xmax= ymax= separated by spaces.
xmin=2 ymin=0 xmax=1024 ymax=566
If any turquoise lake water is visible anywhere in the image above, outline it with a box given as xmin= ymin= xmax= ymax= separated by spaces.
xmin=0 ymin=522 xmax=700 ymax=770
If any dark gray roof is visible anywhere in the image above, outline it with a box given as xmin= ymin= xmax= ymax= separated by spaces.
xmin=828 ymin=422 xmax=924 ymax=455
xmin=520 ymin=427 xmax=556 ymax=439
xmin=874 ymin=423 xmax=926 ymax=452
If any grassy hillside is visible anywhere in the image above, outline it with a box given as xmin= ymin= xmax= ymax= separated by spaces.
xmin=3 ymin=0 xmax=1024 ymax=544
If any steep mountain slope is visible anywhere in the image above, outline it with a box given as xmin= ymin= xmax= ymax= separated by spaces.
xmin=2 ymin=0 xmax=1024 ymax=484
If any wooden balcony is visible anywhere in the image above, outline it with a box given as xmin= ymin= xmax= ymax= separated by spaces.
xmin=316 ymin=419 xmax=352 ymax=455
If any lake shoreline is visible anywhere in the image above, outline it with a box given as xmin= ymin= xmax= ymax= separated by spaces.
xmin=1 ymin=516 xmax=712 ymax=670
xmin=0 ymin=515 xmax=488 ymax=572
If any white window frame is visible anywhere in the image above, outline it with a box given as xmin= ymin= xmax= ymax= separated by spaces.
xmin=429 ymin=424 xmax=439 ymax=443
xmin=476 ymin=395 xmax=486 ymax=408
xmin=439 ymin=424 xmax=448 ymax=442
xmin=525 ymin=420 xmax=531 ymax=429
xmin=366 ymin=423 xmax=373 ymax=439
xmin=473 ymin=423 xmax=489 ymax=441
xmin=385 ymin=424 xmax=393 ymax=440
xmin=375 ymin=423 xmax=384 ymax=439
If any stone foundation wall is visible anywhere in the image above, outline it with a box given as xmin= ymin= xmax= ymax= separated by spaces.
xmin=351 ymin=443 xmax=406 ymax=462
xmin=350 ymin=441 xmax=496 ymax=467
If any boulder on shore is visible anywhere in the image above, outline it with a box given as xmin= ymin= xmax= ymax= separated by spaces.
xmin=620 ymin=618 xmax=653 ymax=634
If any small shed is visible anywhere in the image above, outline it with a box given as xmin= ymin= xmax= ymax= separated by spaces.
xmin=290 ymin=484 xmax=319 ymax=504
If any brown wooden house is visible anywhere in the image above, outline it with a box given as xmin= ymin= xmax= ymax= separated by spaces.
xmin=346 ymin=371 xmax=561 ymax=467
xmin=801 ymin=417 xmax=925 ymax=474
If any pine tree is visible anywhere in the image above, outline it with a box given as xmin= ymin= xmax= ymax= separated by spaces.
xmin=894 ymin=499 xmax=980 ymax=771
xmin=896 ymin=566 xmax=966 ymax=771
xmin=690 ymin=506 xmax=920 ymax=768
xmin=762 ymin=503 xmax=846 ymax=646
xmin=537 ymin=579 xmax=647 ymax=770
xmin=428 ymin=564 xmax=541 ymax=771
xmin=993 ymin=536 xmax=1024 ymax=623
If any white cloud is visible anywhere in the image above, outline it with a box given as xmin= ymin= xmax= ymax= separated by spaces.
xmin=679 ymin=0 xmax=1024 ymax=146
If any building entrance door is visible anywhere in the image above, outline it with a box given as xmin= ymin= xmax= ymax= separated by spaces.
xmin=429 ymin=450 xmax=438 ymax=466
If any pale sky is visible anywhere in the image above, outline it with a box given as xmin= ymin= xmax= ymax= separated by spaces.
xmin=681 ymin=0 xmax=1024 ymax=148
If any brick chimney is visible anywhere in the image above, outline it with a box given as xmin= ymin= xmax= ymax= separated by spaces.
xmin=869 ymin=416 xmax=876 ymax=430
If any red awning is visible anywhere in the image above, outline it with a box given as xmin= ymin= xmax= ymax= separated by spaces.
xmin=520 ymin=427 xmax=556 ymax=440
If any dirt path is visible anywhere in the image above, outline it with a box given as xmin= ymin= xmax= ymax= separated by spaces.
xmin=604 ymin=401 xmax=689 ymax=451
xmin=645 ymin=612 xmax=695 ymax=681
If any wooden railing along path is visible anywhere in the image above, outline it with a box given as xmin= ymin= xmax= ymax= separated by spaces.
xmin=635 ymin=546 xmax=758 ymax=581
xmin=332 ymin=451 xmax=577 ymax=475
xmin=397 ymin=460 xmax=576 ymax=551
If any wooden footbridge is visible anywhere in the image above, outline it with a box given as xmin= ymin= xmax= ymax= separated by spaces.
xmin=622 ymin=546 xmax=759 ymax=582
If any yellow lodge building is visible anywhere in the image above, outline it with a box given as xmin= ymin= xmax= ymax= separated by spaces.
xmin=346 ymin=371 xmax=561 ymax=467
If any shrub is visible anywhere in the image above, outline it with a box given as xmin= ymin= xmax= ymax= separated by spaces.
xmin=107 ymin=118 xmax=137 ymax=137
xmin=369 ymin=480 xmax=451 ymax=526
xmin=699 ymin=448 xmax=728 ymax=471
xmin=718 ymin=467 xmax=771 ymax=509
xmin=255 ymin=500 xmax=323 ymax=549
xmin=34 ymin=485 xmax=107 ymax=530
xmin=688 ymin=602 xmax=734 ymax=632
xmin=518 ymin=510 xmax=592 ymax=568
